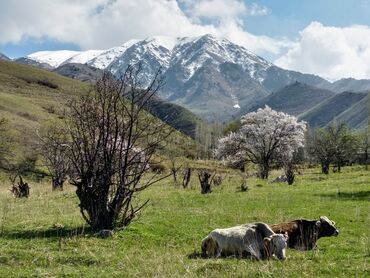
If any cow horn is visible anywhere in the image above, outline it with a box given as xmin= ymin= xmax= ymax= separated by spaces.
xmin=283 ymin=232 xmax=289 ymax=240
xmin=315 ymin=220 xmax=321 ymax=227
xmin=263 ymin=237 xmax=272 ymax=259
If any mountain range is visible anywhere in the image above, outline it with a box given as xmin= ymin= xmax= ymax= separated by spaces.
xmin=10 ymin=34 xmax=370 ymax=128
xmin=246 ymin=82 xmax=368 ymax=129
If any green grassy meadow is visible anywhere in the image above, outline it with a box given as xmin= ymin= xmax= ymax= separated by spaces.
xmin=0 ymin=166 xmax=368 ymax=277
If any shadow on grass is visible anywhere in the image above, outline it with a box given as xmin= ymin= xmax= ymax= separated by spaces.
xmin=188 ymin=251 xmax=206 ymax=259
xmin=317 ymin=190 xmax=370 ymax=201
xmin=0 ymin=226 xmax=94 ymax=240
xmin=187 ymin=251 xmax=257 ymax=260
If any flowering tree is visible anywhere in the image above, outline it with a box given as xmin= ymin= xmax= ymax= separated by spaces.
xmin=215 ymin=106 xmax=306 ymax=179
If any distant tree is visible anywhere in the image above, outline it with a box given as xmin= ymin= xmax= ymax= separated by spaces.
xmin=215 ymin=106 xmax=306 ymax=179
xmin=357 ymin=129 xmax=369 ymax=170
xmin=328 ymin=123 xmax=358 ymax=172
xmin=307 ymin=128 xmax=335 ymax=174
xmin=195 ymin=121 xmax=224 ymax=159
xmin=64 ymin=67 xmax=172 ymax=231
xmin=37 ymin=122 xmax=71 ymax=190
xmin=308 ymin=123 xmax=358 ymax=174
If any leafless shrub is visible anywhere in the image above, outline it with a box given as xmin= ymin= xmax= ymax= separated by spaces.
xmin=182 ymin=167 xmax=191 ymax=188
xmin=9 ymin=175 xmax=30 ymax=198
xmin=198 ymin=169 xmax=214 ymax=194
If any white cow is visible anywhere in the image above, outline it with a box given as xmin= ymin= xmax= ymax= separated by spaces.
xmin=201 ymin=222 xmax=288 ymax=260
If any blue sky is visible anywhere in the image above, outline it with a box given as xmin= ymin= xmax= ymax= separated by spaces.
xmin=243 ymin=0 xmax=370 ymax=37
xmin=0 ymin=0 xmax=369 ymax=80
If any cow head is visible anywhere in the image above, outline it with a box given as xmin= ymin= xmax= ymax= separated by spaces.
xmin=264 ymin=233 xmax=288 ymax=260
xmin=315 ymin=216 xmax=339 ymax=237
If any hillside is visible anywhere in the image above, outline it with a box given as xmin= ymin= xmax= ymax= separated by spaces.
xmin=0 ymin=60 xmax=196 ymax=163
xmin=299 ymin=91 xmax=368 ymax=129
xmin=52 ymin=63 xmax=103 ymax=83
xmin=323 ymin=78 xmax=370 ymax=93
xmin=245 ymin=81 xmax=336 ymax=116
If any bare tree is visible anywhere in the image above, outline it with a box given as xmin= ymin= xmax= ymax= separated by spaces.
xmin=181 ymin=167 xmax=191 ymax=188
xmin=37 ymin=123 xmax=71 ymax=190
xmin=308 ymin=123 xmax=357 ymax=174
xmin=10 ymin=175 xmax=30 ymax=198
xmin=65 ymin=67 xmax=172 ymax=230
xmin=307 ymin=128 xmax=335 ymax=174
xmin=169 ymin=155 xmax=181 ymax=184
xmin=357 ymin=129 xmax=369 ymax=170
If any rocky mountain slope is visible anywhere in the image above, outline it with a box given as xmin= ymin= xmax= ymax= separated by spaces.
xmin=18 ymin=35 xmax=325 ymax=120
xmin=19 ymin=34 xmax=370 ymax=122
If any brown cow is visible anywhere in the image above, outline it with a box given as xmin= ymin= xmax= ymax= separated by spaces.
xmin=270 ymin=216 xmax=339 ymax=250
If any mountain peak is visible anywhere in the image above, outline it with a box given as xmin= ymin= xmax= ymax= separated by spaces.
xmin=0 ymin=53 xmax=10 ymax=61
xmin=143 ymin=36 xmax=178 ymax=50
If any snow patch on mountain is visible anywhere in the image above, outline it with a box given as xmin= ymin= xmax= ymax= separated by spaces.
xmin=23 ymin=34 xmax=274 ymax=84
xmin=27 ymin=50 xmax=81 ymax=68
xmin=62 ymin=50 xmax=104 ymax=66
xmin=88 ymin=39 xmax=139 ymax=69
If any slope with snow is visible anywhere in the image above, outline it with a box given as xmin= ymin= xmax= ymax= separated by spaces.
xmin=25 ymin=34 xmax=361 ymax=121
xmin=27 ymin=50 xmax=81 ymax=68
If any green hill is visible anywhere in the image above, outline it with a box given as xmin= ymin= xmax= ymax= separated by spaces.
xmin=0 ymin=60 xmax=196 ymax=164
xmin=245 ymin=81 xmax=335 ymax=116
xmin=299 ymin=91 xmax=368 ymax=129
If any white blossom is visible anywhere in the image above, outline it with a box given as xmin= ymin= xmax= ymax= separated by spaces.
xmin=215 ymin=106 xmax=306 ymax=178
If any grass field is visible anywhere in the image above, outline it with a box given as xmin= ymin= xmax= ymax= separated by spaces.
xmin=0 ymin=166 xmax=368 ymax=277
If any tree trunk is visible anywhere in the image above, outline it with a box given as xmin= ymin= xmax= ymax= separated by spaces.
xmin=259 ymin=162 xmax=269 ymax=179
xmin=171 ymin=169 xmax=177 ymax=183
xmin=365 ymin=149 xmax=369 ymax=170
xmin=52 ymin=177 xmax=64 ymax=191
xmin=337 ymin=162 xmax=341 ymax=173
xmin=321 ymin=162 xmax=329 ymax=175
xmin=285 ymin=164 xmax=295 ymax=185
xmin=182 ymin=168 xmax=191 ymax=188
xmin=198 ymin=170 xmax=212 ymax=194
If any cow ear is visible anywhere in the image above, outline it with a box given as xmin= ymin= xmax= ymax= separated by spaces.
xmin=315 ymin=220 xmax=321 ymax=227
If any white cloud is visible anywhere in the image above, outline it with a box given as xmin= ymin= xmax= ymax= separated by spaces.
xmin=0 ymin=0 xmax=288 ymax=58
xmin=275 ymin=22 xmax=370 ymax=81
xmin=182 ymin=0 xmax=247 ymax=19
xmin=247 ymin=3 xmax=269 ymax=16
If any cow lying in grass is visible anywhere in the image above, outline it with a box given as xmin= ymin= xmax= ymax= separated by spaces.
xmin=201 ymin=223 xmax=288 ymax=260
xmin=270 ymin=216 xmax=339 ymax=250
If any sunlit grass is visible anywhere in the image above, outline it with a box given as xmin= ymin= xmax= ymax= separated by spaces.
xmin=0 ymin=166 xmax=368 ymax=277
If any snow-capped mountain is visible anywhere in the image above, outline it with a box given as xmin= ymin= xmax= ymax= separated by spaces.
xmin=0 ymin=53 xmax=10 ymax=61
xmin=22 ymin=34 xmax=333 ymax=120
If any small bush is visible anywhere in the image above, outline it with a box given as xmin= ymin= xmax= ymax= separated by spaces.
xmin=18 ymin=76 xmax=58 ymax=89
xmin=37 ymin=79 xmax=58 ymax=89
xmin=149 ymin=162 xmax=167 ymax=173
